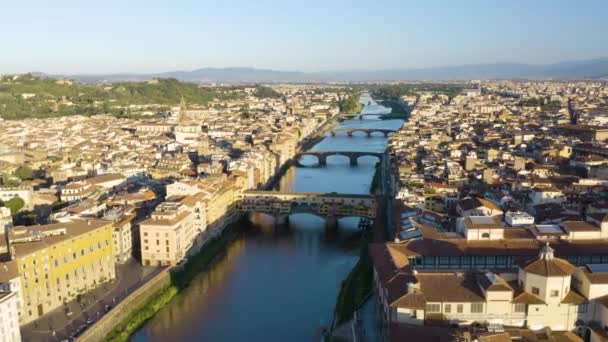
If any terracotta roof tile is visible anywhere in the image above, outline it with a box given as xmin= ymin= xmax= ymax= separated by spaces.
xmin=521 ymin=257 xmax=576 ymax=277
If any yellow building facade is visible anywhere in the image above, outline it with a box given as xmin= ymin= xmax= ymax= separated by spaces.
xmin=9 ymin=220 xmax=115 ymax=324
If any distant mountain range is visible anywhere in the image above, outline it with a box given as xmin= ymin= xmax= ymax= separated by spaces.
xmin=46 ymin=58 xmax=608 ymax=83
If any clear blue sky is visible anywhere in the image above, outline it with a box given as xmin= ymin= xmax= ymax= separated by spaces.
xmin=2 ymin=0 xmax=607 ymax=74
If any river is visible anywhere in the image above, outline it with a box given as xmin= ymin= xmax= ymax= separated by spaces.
xmin=131 ymin=93 xmax=403 ymax=342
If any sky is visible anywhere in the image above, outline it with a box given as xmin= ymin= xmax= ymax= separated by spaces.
xmin=1 ymin=0 xmax=608 ymax=74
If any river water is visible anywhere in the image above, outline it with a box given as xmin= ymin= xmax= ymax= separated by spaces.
xmin=131 ymin=94 xmax=403 ymax=342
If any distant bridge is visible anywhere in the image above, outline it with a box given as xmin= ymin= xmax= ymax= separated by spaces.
xmin=341 ymin=113 xmax=384 ymax=120
xmin=294 ymin=151 xmax=384 ymax=167
xmin=237 ymin=191 xmax=377 ymax=228
xmin=329 ymin=128 xmax=394 ymax=137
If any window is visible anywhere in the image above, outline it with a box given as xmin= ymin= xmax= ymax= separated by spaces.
xmin=550 ymin=290 xmax=559 ymax=297
xmin=450 ymin=257 xmax=460 ymax=266
xmin=532 ymin=287 xmax=540 ymax=295
xmin=481 ymin=233 xmax=490 ymax=238
xmin=444 ymin=304 xmax=451 ymax=313
xmin=460 ymin=256 xmax=471 ymax=269
xmin=514 ymin=304 xmax=526 ymax=313
xmin=470 ymin=303 xmax=483 ymax=313
xmin=426 ymin=304 xmax=440 ymax=313
xmin=496 ymin=256 xmax=507 ymax=265
xmin=457 ymin=304 xmax=463 ymax=313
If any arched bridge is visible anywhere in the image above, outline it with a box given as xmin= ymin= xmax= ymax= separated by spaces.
xmin=329 ymin=128 xmax=394 ymax=137
xmin=237 ymin=191 xmax=377 ymax=227
xmin=294 ymin=151 xmax=384 ymax=167
xmin=342 ymin=113 xmax=388 ymax=120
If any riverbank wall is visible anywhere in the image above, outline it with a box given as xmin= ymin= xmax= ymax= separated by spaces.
xmin=76 ymin=268 xmax=172 ymax=342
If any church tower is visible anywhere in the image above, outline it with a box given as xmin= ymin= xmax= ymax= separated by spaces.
xmin=178 ymin=96 xmax=187 ymax=124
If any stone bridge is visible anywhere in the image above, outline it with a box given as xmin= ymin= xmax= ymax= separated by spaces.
xmin=237 ymin=191 xmax=377 ymax=228
xmin=329 ymin=128 xmax=394 ymax=137
xmin=294 ymin=151 xmax=384 ymax=167
xmin=341 ymin=113 xmax=388 ymax=120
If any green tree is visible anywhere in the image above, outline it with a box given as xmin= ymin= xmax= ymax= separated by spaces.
xmin=340 ymin=95 xmax=363 ymax=114
xmin=0 ymin=174 xmax=21 ymax=187
xmin=14 ymin=166 xmax=33 ymax=180
xmin=253 ymin=86 xmax=281 ymax=99
xmin=4 ymin=196 xmax=25 ymax=215
xmin=13 ymin=210 xmax=38 ymax=226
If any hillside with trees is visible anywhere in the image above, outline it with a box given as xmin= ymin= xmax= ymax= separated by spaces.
xmin=253 ymin=85 xmax=282 ymax=99
xmin=0 ymin=75 xmax=241 ymax=120
xmin=370 ymin=83 xmax=466 ymax=100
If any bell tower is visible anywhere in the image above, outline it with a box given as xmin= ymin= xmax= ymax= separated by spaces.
xmin=178 ymin=96 xmax=188 ymax=124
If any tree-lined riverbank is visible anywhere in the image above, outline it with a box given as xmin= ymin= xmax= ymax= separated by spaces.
xmin=104 ymin=216 xmax=245 ymax=342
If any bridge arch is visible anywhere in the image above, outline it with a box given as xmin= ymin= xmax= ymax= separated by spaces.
xmin=295 ymin=152 xmax=325 ymax=167
xmin=324 ymin=153 xmax=352 ymax=165
xmin=355 ymin=154 xmax=382 ymax=165
xmin=329 ymin=128 xmax=393 ymax=138
xmin=294 ymin=151 xmax=384 ymax=167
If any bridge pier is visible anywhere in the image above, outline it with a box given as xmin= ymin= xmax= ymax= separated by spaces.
xmin=325 ymin=215 xmax=338 ymax=231
xmin=347 ymin=131 xmax=353 ymax=137
xmin=330 ymin=131 xmax=336 ymax=137
xmin=349 ymin=156 xmax=358 ymax=167
xmin=366 ymin=132 xmax=372 ymax=137
xmin=318 ymin=155 xmax=327 ymax=166
xmin=274 ymin=213 xmax=290 ymax=228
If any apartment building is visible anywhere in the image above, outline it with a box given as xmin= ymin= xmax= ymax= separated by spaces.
xmin=139 ymin=201 xmax=195 ymax=266
xmin=204 ymin=181 xmax=240 ymax=231
xmin=60 ymin=182 xmax=97 ymax=202
xmin=1 ymin=219 xmax=115 ymax=325
xmin=0 ymin=291 xmax=21 ymax=342
xmin=167 ymin=177 xmax=240 ymax=231
xmin=110 ymin=213 xmax=135 ymax=264
xmin=0 ymin=207 xmax=11 ymax=232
